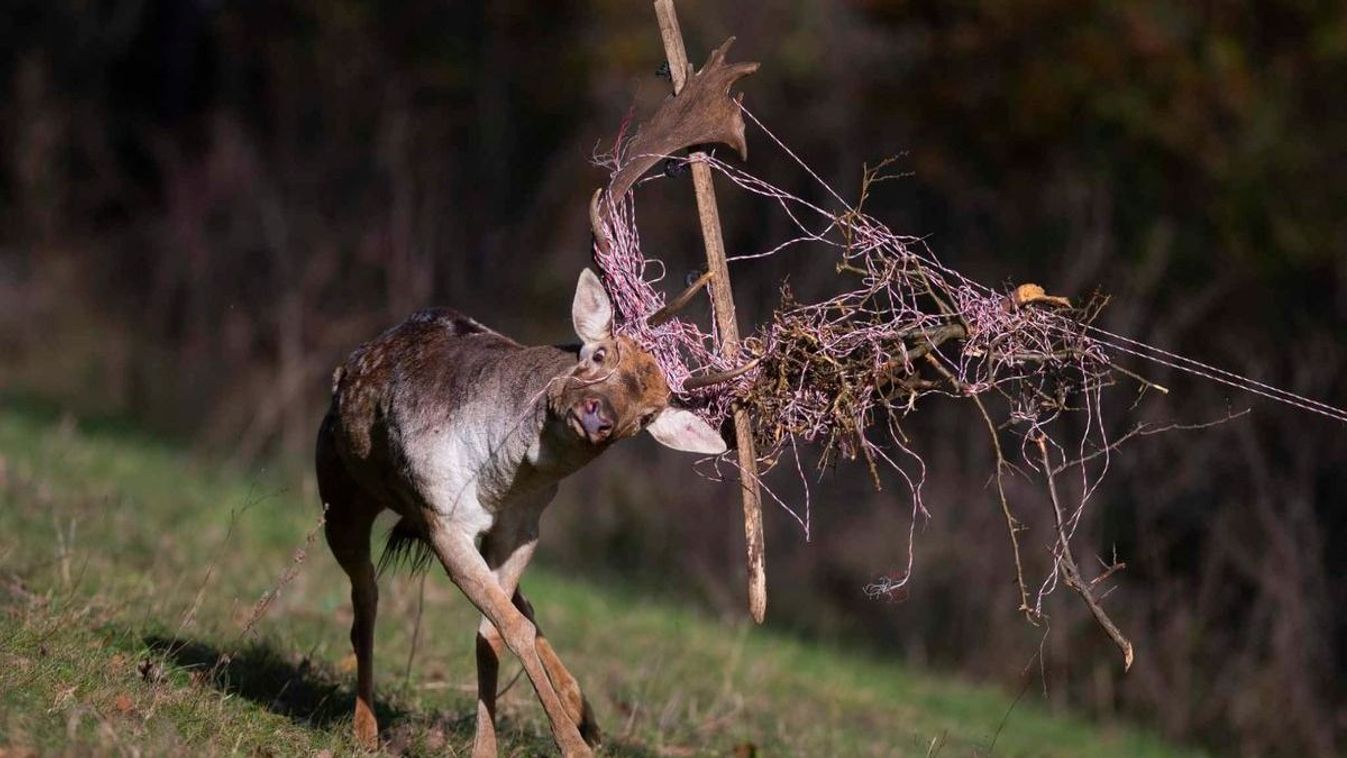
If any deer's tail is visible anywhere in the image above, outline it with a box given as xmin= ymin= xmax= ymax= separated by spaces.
xmin=377 ymin=517 xmax=434 ymax=576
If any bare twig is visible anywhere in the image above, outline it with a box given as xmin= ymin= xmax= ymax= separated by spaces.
xmin=924 ymin=353 xmax=1033 ymax=618
xmin=1050 ymin=408 xmax=1251 ymax=476
xmin=240 ymin=506 xmax=327 ymax=638
xmin=403 ymin=570 xmax=427 ymax=687
xmin=1035 ymin=434 xmax=1134 ymax=671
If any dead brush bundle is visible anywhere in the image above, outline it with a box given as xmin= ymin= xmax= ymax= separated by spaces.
xmin=738 ymin=214 xmax=1112 ymax=484
xmin=597 ymin=154 xmax=1114 ymax=489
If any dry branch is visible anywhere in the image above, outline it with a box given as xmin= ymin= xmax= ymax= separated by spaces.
xmin=650 ymin=0 xmax=766 ymax=623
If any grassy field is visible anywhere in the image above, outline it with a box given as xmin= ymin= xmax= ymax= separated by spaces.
xmin=0 ymin=404 xmax=1201 ymax=757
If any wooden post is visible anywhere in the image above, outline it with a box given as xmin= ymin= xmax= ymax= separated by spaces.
xmin=652 ymin=0 xmax=767 ymax=623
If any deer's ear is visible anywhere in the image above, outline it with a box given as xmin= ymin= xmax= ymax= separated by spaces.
xmin=646 ymin=407 xmax=727 ymax=455
xmin=572 ymin=268 xmax=613 ymax=343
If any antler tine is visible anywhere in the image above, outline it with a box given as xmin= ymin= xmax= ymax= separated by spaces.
xmin=681 ymin=357 xmax=761 ymax=391
xmin=589 ymin=188 xmax=612 ymax=257
xmin=647 ymin=270 xmax=715 ymax=326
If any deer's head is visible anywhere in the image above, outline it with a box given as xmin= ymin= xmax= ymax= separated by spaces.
xmin=549 ymin=269 xmax=726 ymax=455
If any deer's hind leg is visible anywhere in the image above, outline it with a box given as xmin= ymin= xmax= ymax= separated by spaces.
xmin=316 ymin=427 xmax=384 ymax=750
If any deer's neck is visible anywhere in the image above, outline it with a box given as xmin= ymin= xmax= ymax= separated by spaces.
xmin=458 ymin=344 xmax=603 ymax=506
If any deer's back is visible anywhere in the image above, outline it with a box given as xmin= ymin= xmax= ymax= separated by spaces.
xmin=323 ymin=308 xmax=513 ymax=479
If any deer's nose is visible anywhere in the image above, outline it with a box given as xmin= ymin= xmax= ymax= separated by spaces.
xmin=579 ymin=398 xmax=615 ymax=441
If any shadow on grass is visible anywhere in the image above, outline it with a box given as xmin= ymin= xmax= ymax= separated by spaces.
xmin=144 ymin=634 xmax=408 ymax=732
xmin=142 ymin=634 xmax=659 ymax=756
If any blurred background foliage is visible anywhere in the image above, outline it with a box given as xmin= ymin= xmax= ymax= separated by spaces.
xmin=1 ymin=1 xmax=1344 ymax=754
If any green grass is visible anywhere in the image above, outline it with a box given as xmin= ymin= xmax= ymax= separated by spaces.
xmin=0 ymin=404 xmax=1201 ymax=756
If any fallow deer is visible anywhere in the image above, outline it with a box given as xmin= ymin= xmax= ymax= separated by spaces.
xmin=316 ymin=269 xmax=727 ymax=757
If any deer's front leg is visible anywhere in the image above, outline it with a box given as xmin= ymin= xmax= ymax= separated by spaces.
xmin=473 ymin=516 xmax=600 ymax=755
xmin=428 ymin=523 xmax=592 ymax=758
xmin=476 ymin=593 xmax=600 ymax=755
xmin=472 ymin=521 xmax=539 ymax=758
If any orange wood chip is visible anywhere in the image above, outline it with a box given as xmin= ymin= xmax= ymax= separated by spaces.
xmin=1011 ymin=283 xmax=1072 ymax=309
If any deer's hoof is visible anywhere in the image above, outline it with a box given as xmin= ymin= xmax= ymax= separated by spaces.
xmin=578 ymin=697 xmax=601 ymax=748
xmin=353 ymin=699 xmax=379 ymax=751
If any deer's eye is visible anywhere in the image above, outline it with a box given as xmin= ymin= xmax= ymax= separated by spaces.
xmin=592 ymin=347 xmax=607 ymax=365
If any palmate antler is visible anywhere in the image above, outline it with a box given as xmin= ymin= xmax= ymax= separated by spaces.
xmin=611 ymin=38 xmax=758 ymax=201
xmin=589 ymin=37 xmax=758 ymax=274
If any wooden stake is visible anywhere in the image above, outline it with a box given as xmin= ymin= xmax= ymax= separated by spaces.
xmin=652 ymin=0 xmax=767 ymax=623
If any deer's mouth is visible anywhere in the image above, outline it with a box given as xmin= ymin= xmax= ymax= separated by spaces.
xmin=565 ymin=410 xmax=588 ymax=441
xmin=568 ymin=399 xmax=615 ymax=445
xmin=566 ymin=412 xmax=609 ymax=445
